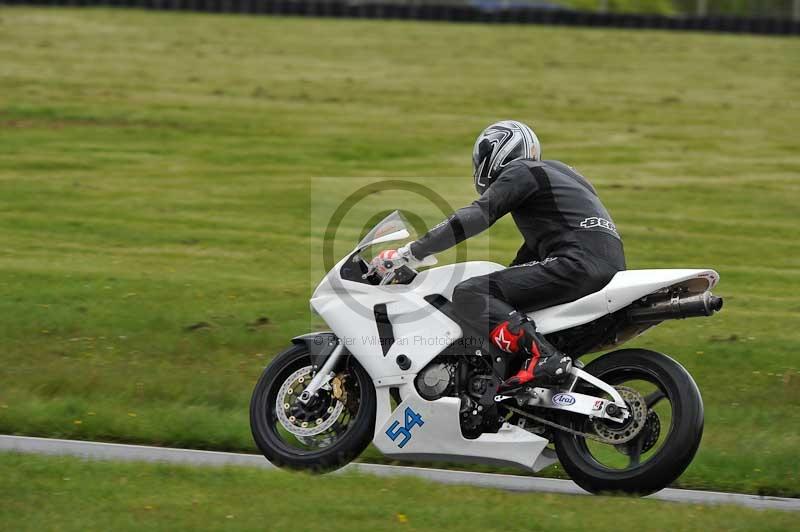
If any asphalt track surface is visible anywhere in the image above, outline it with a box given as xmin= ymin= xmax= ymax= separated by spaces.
xmin=2 ymin=435 xmax=798 ymax=512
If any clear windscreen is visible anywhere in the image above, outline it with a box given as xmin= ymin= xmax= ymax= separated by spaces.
xmin=356 ymin=210 xmax=411 ymax=251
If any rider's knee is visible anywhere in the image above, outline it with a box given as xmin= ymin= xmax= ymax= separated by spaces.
xmin=452 ymin=278 xmax=482 ymax=307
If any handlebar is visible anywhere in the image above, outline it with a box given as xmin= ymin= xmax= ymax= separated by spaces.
xmin=359 ymin=253 xmax=437 ymax=286
xmin=362 ymin=257 xmax=409 ymax=285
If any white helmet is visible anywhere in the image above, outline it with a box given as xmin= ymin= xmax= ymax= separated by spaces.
xmin=472 ymin=120 xmax=541 ymax=195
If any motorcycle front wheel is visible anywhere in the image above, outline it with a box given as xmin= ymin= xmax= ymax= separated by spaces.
xmin=250 ymin=344 xmax=376 ymax=472
xmin=554 ymin=348 xmax=704 ymax=495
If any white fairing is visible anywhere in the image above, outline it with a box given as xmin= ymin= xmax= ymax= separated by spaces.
xmin=309 ymin=212 xmax=719 ymax=471
xmin=374 ymin=386 xmax=555 ymax=472
xmin=311 ymin=259 xmax=503 ymax=382
xmin=529 ymin=268 xmax=719 ymax=334
xmin=312 ymin=259 xmax=719 ymax=375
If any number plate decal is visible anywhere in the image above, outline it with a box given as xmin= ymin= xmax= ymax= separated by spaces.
xmin=385 ymin=407 xmax=425 ymax=448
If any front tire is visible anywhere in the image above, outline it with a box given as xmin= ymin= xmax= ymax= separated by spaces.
xmin=250 ymin=344 xmax=376 ymax=472
xmin=554 ymin=348 xmax=704 ymax=495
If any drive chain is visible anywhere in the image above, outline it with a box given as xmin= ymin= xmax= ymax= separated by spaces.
xmin=504 ymin=404 xmax=614 ymax=444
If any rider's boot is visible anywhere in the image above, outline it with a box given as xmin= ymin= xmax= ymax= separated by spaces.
xmin=491 ymin=311 xmax=572 ymax=392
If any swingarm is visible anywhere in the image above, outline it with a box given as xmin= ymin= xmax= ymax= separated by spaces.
xmin=496 ymin=367 xmax=630 ymax=423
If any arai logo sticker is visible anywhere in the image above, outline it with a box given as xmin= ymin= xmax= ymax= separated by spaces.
xmin=552 ymin=393 xmax=576 ymax=407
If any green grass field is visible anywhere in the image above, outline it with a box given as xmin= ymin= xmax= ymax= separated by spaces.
xmin=0 ymin=7 xmax=798 ymax=497
xmin=1 ymin=453 xmax=797 ymax=531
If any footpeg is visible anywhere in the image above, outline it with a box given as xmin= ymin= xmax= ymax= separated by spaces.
xmin=494 ymin=386 xmax=537 ymax=403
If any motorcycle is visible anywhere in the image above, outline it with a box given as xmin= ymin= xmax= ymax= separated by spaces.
xmin=250 ymin=211 xmax=723 ymax=494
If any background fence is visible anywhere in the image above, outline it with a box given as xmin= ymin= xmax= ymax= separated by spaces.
xmin=353 ymin=1 xmax=800 ymax=20
xmin=1 ymin=0 xmax=798 ymax=34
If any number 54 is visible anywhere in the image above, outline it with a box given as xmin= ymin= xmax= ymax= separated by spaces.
xmin=385 ymin=407 xmax=424 ymax=448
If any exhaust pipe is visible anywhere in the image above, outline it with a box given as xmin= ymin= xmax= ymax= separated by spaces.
xmin=628 ymin=291 xmax=723 ymax=324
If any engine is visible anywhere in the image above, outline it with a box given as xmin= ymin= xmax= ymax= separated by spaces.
xmin=416 ymin=362 xmax=455 ymax=400
xmin=415 ymin=354 xmax=503 ymax=439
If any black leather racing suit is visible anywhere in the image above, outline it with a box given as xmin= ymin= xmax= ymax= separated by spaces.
xmin=409 ymin=159 xmax=626 ymax=338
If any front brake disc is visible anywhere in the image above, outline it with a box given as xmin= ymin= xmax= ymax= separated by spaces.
xmin=276 ymin=366 xmax=344 ymax=437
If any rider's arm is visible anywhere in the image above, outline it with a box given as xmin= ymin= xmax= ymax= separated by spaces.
xmin=408 ymin=162 xmax=538 ymax=260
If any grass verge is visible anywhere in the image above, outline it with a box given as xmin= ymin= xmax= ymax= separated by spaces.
xmin=0 ymin=453 xmax=797 ymax=531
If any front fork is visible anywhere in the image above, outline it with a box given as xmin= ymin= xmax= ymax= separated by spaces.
xmin=290 ymin=331 xmax=345 ymax=405
xmin=298 ymin=342 xmax=344 ymax=404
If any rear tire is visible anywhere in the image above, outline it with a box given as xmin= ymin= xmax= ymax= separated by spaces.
xmin=554 ymin=348 xmax=704 ymax=495
xmin=250 ymin=344 xmax=376 ymax=472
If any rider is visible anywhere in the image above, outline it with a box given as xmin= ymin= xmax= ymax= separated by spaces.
xmin=373 ymin=120 xmax=626 ymax=391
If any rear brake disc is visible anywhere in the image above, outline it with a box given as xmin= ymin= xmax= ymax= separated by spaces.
xmin=591 ymin=386 xmax=647 ymax=445
xmin=616 ymin=410 xmax=661 ymax=455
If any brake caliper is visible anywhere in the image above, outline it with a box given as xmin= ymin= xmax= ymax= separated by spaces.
xmin=331 ymin=374 xmax=348 ymax=404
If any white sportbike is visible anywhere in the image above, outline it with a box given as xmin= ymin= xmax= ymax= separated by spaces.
xmin=251 ymin=211 xmax=723 ymax=494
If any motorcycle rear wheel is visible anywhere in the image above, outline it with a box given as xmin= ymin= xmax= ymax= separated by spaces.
xmin=554 ymin=348 xmax=704 ymax=495
xmin=250 ymin=344 xmax=376 ymax=472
